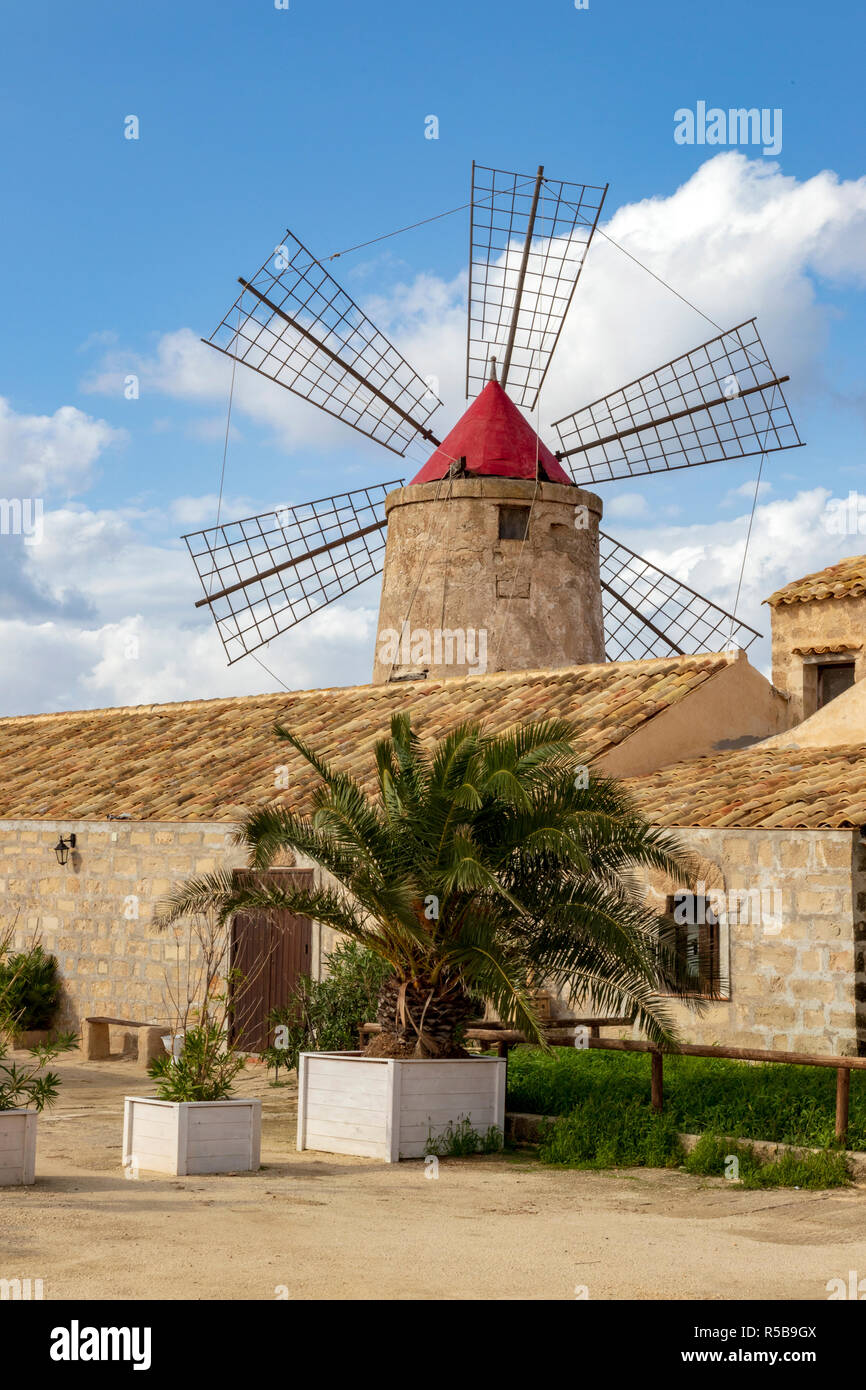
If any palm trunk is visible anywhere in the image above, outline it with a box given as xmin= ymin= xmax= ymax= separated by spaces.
xmin=368 ymin=976 xmax=473 ymax=1058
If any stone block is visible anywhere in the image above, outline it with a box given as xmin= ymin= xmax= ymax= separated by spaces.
xmin=797 ymin=949 xmax=824 ymax=973
xmin=828 ymin=1008 xmax=856 ymax=1031
xmin=795 ymin=890 xmax=840 ymax=915
xmin=780 ymin=839 xmax=811 ymax=868
xmin=137 ymin=1026 xmax=165 ymax=1067
xmin=792 ymin=978 xmax=836 ymax=1003
xmin=815 ymin=839 xmax=854 ymax=869
xmin=121 ymin=858 xmax=147 ymax=879
xmin=723 ymin=837 xmax=753 ymax=863
xmin=755 ymin=1004 xmax=797 ymax=1026
xmin=829 ymin=950 xmax=855 ymax=971
xmin=82 ymin=1018 xmax=111 ymax=1060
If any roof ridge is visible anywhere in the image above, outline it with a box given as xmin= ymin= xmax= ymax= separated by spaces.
xmin=0 ymin=651 xmax=735 ymax=726
xmin=765 ymin=552 xmax=866 ymax=607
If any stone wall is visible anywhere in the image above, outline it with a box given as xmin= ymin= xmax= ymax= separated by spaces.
xmin=770 ymin=592 xmax=866 ymax=723
xmin=372 ymin=478 xmax=605 ymax=682
xmin=633 ymin=827 xmax=861 ymax=1056
xmin=2 ymin=818 xmax=862 ymax=1058
xmin=0 ymin=819 xmax=336 ymax=1037
xmin=854 ymin=842 xmax=866 ymax=1051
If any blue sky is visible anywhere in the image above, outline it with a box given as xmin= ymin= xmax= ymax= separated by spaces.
xmin=1 ymin=0 xmax=865 ymax=712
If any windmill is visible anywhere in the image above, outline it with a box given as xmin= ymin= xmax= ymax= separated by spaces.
xmin=183 ymin=162 xmax=802 ymax=673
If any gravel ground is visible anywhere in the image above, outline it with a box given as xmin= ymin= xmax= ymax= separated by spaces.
xmin=3 ymin=1050 xmax=866 ymax=1301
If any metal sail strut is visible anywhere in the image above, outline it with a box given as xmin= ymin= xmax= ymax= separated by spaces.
xmin=195 ymin=516 xmax=387 ymax=608
xmin=498 ymin=165 xmax=544 ymax=391
xmin=557 ymin=374 xmax=792 ymax=461
xmin=235 ymin=277 xmax=441 ymax=448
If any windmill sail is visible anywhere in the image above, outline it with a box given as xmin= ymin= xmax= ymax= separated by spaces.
xmin=553 ymin=319 xmax=802 ymax=485
xmin=465 ymin=163 xmax=607 ymax=410
xmin=599 ymin=531 xmax=760 ymax=661
xmin=204 ymin=228 xmax=442 ymax=457
xmin=185 ymin=482 xmax=400 ymax=664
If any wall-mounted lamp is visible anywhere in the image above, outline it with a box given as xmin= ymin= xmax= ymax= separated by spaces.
xmin=54 ymin=833 xmax=76 ymax=866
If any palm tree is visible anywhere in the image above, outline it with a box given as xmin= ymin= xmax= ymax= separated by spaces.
xmin=157 ymin=714 xmax=699 ymax=1057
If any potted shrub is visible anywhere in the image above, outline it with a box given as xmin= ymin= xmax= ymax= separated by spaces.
xmin=0 ymin=1035 xmax=77 ymax=1184
xmin=123 ymin=1023 xmax=260 ymax=1177
xmin=0 ymin=937 xmax=62 ymax=1048
xmin=123 ymin=909 xmax=261 ymax=1177
xmin=159 ymin=714 xmax=696 ymax=1162
xmin=0 ymin=933 xmax=76 ymax=1184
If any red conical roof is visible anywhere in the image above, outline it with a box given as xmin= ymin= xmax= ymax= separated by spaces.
xmin=411 ymin=380 xmax=572 ymax=486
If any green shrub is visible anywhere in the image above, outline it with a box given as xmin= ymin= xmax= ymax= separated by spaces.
xmin=742 ymin=1149 xmax=849 ymax=1189
xmin=0 ymin=943 xmax=61 ymax=1032
xmin=683 ymin=1131 xmax=848 ymax=1189
xmin=267 ymin=940 xmax=392 ymax=1073
xmin=148 ymin=1023 xmax=246 ymax=1102
xmin=538 ymin=1097 xmax=683 ymax=1169
xmin=424 ymin=1118 xmax=504 ymax=1157
xmin=683 ymin=1132 xmax=763 ymax=1180
xmin=507 ymin=1047 xmax=866 ymax=1151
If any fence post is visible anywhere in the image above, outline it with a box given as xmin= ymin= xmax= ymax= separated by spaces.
xmin=835 ymin=1066 xmax=850 ymax=1145
xmin=651 ymin=1050 xmax=664 ymax=1112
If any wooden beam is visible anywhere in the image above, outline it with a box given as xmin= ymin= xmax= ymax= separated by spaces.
xmin=651 ymin=1050 xmax=664 ymax=1112
xmin=557 ymin=375 xmax=791 ymax=461
xmin=237 ymin=277 xmax=441 ymax=446
xmin=836 ymin=1066 xmax=851 ymax=1144
xmin=499 ymin=165 xmax=544 ymax=391
xmin=194 ymin=517 xmax=386 ymax=608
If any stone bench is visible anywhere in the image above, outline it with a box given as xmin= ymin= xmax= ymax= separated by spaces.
xmin=82 ymin=1017 xmax=167 ymax=1067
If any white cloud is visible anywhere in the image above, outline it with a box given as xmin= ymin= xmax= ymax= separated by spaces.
xmin=168 ymin=493 xmax=260 ymax=528
xmin=0 ymin=494 xmax=381 ymax=714
xmin=723 ymin=478 xmax=773 ymax=504
xmin=607 ymin=486 xmax=861 ymax=675
xmin=540 ymin=155 xmax=866 ymax=423
xmin=0 ymin=397 xmax=125 ymax=497
xmin=4 ymin=483 xmax=860 ymax=716
xmin=604 ymin=491 xmax=649 ymax=520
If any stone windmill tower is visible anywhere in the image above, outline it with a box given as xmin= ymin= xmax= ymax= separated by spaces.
xmin=372 ymin=374 xmax=605 ymax=682
xmin=183 ymin=162 xmax=800 ymax=680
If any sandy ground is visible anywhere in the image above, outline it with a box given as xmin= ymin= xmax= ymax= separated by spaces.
xmin=3 ymin=1049 xmax=866 ymax=1301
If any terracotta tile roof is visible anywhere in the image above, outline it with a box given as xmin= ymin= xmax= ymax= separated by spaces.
xmin=0 ymin=654 xmax=734 ymax=822
xmin=765 ymin=554 xmax=866 ymax=607
xmin=627 ymin=745 xmax=866 ymax=829
xmin=792 ymin=643 xmax=861 ymax=656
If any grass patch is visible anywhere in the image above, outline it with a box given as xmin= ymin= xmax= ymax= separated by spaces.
xmin=538 ymin=1098 xmax=683 ymax=1169
xmin=683 ymin=1131 xmax=849 ymax=1189
xmin=507 ymin=1047 xmax=866 ymax=1151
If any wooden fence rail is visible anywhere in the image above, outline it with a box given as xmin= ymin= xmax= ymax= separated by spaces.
xmin=360 ymin=1021 xmax=866 ymax=1145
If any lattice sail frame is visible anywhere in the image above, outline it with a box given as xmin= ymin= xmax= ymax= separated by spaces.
xmin=599 ymin=531 xmax=760 ymax=661
xmin=553 ymin=319 xmax=802 ymax=485
xmin=205 ymin=229 xmax=442 ymax=457
xmin=466 ymin=164 xmax=607 ymax=410
xmin=184 ymin=482 xmax=400 ymax=664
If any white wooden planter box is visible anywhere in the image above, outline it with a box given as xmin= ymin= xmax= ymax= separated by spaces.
xmin=0 ymin=1109 xmax=37 ymax=1186
xmin=123 ymin=1096 xmax=261 ymax=1176
xmin=297 ymin=1052 xmax=506 ymax=1162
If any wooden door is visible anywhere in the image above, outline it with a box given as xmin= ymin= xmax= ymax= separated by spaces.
xmin=229 ymin=868 xmax=313 ymax=1053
